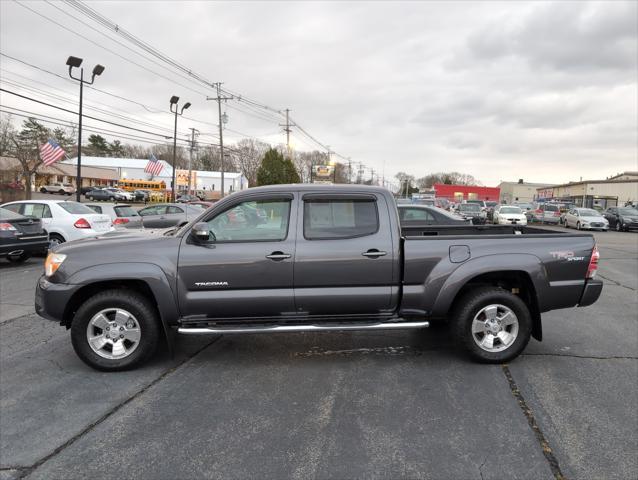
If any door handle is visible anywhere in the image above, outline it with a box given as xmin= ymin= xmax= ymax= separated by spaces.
xmin=362 ymin=249 xmax=387 ymax=258
xmin=266 ymin=252 xmax=291 ymax=261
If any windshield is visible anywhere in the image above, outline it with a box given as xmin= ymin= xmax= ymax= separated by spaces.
xmin=577 ymin=209 xmax=600 ymax=216
xmin=500 ymin=207 xmax=522 ymax=214
xmin=514 ymin=203 xmax=532 ymax=209
xmin=58 ymin=202 xmax=96 ymax=214
xmin=618 ymin=208 xmax=638 ymax=215
xmin=459 ymin=204 xmax=480 ymax=212
xmin=485 ymin=202 xmax=498 ymax=207
xmin=543 ymin=204 xmax=559 ymax=212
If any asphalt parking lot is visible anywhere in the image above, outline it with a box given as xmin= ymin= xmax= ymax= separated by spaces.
xmin=0 ymin=227 xmax=636 ymax=480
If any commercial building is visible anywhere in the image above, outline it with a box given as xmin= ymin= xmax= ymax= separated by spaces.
xmin=433 ymin=183 xmax=500 ymax=202
xmin=62 ymin=156 xmax=248 ymax=195
xmin=0 ymin=156 xmax=118 ymax=190
xmin=536 ymin=171 xmax=638 ymax=209
xmin=498 ymin=179 xmax=555 ymax=204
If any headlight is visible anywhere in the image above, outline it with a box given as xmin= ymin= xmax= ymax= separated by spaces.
xmin=45 ymin=252 xmax=67 ymax=277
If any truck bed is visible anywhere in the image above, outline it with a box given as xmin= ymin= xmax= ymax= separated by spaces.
xmin=402 ymin=224 xmax=575 ymax=237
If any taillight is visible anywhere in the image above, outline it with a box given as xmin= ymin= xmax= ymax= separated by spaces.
xmin=554 ymin=211 xmax=561 ymax=216
xmin=0 ymin=222 xmax=17 ymax=231
xmin=113 ymin=218 xmax=129 ymax=225
xmin=587 ymin=245 xmax=599 ymax=279
xmin=73 ymin=218 xmax=91 ymax=229
xmin=535 ymin=209 xmax=542 ymax=213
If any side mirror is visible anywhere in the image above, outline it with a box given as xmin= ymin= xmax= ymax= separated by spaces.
xmin=191 ymin=222 xmax=213 ymax=243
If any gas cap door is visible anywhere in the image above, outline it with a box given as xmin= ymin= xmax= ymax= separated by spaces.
xmin=449 ymin=245 xmax=471 ymax=263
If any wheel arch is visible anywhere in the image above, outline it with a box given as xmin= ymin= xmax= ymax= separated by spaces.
xmin=62 ymin=265 xmax=178 ymax=352
xmin=431 ymin=257 xmax=544 ymax=341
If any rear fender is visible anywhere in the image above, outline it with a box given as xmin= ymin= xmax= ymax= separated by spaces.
xmin=430 ymin=254 xmax=547 ymax=318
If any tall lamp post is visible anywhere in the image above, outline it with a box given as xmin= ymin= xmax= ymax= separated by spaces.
xmin=169 ymin=96 xmax=190 ymax=201
xmin=66 ymin=56 xmax=104 ymax=202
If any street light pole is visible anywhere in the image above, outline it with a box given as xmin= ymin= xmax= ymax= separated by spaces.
xmin=66 ymin=56 xmax=104 ymax=202
xmin=169 ymin=96 xmax=191 ymax=201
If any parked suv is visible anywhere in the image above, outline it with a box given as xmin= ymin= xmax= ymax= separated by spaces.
xmin=526 ymin=203 xmax=561 ymax=224
xmin=40 ymin=183 xmax=75 ymax=195
xmin=604 ymin=206 xmax=638 ymax=231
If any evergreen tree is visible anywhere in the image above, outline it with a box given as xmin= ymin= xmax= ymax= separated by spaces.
xmin=256 ymin=148 xmax=300 ymax=186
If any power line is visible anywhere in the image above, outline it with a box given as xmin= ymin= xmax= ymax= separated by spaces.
xmin=1 ymin=88 xmax=174 ymax=139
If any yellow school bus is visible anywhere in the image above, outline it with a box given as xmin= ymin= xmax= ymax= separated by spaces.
xmin=118 ymin=179 xmax=167 ymax=192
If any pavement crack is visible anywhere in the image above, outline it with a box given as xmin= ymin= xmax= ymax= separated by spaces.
xmin=523 ymin=353 xmax=637 ymax=360
xmin=18 ymin=335 xmax=221 ymax=479
xmin=478 ymin=456 xmax=487 ymax=480
xmin=597 ymin=274 xmax=636 ymax=291
xmin=501 ymin=365 xmax=565 ymax=480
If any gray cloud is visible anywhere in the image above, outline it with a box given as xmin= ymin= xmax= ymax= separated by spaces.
xmin=0 ymin=0 xmax=636 ymax=187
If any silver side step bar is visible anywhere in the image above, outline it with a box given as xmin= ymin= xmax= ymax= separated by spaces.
xmin=178 ymin=321 xmax=429 ymax=335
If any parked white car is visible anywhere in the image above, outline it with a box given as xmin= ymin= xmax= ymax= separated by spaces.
xmin=493 ymin=205 xmax=528 ymax=225
xmin=39 ymin=183 xmax=76 ymax=195
xmin=0 ymin=200 xmax=115 ymax=247
xmin=564 ymin=208 xmax=609 ymax=231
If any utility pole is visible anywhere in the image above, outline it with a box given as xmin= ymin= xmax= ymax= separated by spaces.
xmin=188 ymin=128 xmax=199 ymax=195
xmin=207 ymin=83 xmax=232 ymax=198
xmin=279 ymin=108 xmax=294 ymax=159
xmin=357 ymin=162 xmax=364 ymax=184
xmin=370 ymin=169 xmax=375 ymax=185
xmin=347 ymin=157 xmax=352 ymax=184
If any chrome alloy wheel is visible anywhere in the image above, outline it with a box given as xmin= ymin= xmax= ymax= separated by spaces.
xmin=471 ymin=304 xmax=519 ymax=353
xmin=86 ymin=308 xmax=141 ymax=359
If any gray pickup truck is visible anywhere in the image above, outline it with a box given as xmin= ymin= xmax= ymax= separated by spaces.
xmin=36 ymin=184 xmax=602 ymax=371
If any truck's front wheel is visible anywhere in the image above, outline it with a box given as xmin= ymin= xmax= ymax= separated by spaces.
xmin=71 ymin=290 xmax=160 ymax=371
xmin=452 ymin=287 xmax=531 ymax=363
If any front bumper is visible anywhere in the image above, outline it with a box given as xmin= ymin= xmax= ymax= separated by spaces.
xmin=578 ymin=279 xmax=603 ymax=307
xmin=35 ymin=276 xmax=81 ymax=324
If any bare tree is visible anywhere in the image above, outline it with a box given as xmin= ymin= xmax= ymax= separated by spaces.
xmin=232 ymin=138 xmax=270 ymax=186
xmin=417 ymin=172 xmax=481 ymax=189
xmin=0 ymin=115 xmax=17 ymax=157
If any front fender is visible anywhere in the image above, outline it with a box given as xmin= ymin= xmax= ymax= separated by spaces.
xmin=430 ymin=253 xmax=546 ymax=317
xmin=66 ymin=262 xmax=178 ymax=341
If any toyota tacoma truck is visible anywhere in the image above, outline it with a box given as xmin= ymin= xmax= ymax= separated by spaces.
xmin=35 ymin=184 xmax=603 ymax=371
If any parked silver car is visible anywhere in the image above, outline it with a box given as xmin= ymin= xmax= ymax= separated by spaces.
xmin=85 ymin=203 xmax=143 ymax=229
xmin=137 ymin=203 xmax=205 ymax=228
xmin=564 ymin=208 xmax=609 ymax=231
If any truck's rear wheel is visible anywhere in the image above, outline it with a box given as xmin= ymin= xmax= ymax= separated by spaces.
xmin=452 ymin=287 xmax=531 ymax=363
xmin=71 ymin=290 xmax=160 ymax=371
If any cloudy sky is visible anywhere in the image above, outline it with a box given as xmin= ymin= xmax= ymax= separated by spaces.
xmin=1 ymin=1 xmax=636 ymax=187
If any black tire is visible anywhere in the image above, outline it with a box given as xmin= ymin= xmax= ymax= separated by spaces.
xmin=109 ymin=196 xmax=115 ymax=201
xmin=576 ymin=222 xmax=581 ymax=230
xmin=451 ymin=287 xmax=532 ymax=363
xmin=616 ymin=221 xmax=622 ymax=232
xmin=58 ymin=189 xmax=65 ymax=195
xmin=88 ymin=196 xmax=94 ymax=201
xmin=71 ymin=290 xmax=160 ymax=371
xmin=49 ymin=233 xmax=65 ymax=248
xmin=40 ymin=187 xmax=47 ymax=193
xmin=7 ymin=252 xmax=31 ymax=263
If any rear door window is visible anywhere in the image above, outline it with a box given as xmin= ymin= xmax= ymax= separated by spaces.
xmin=544 ymin=204 xmax=559 ymax=212
xmin=304 ymin=198 xmax=378 ymax=240
xmin=22 ymin=203 xmax=52 ymax=218
xmin=87 ymin=205 xmax=102 ymax=214
xmin=167 ymin=206 xmax=184 ymax=214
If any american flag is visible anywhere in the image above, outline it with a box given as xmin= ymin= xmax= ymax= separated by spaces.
xmin=39 ymin=139 xmax=66 ymax=166
xmin=144 ymin=154 xmax=163 ymax=176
